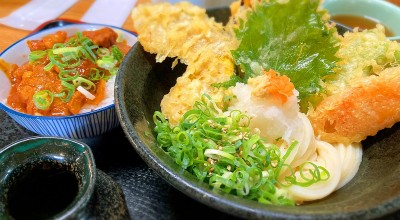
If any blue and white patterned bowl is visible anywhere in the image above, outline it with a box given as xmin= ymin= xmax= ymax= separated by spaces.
xmin=0 ymin=23 xmax=137 ymax=139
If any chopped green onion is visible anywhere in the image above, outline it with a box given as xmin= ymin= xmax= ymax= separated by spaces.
xmin=72 ymin=76 xmax=96 ymax=91
xmin=54 ymin=91 xmax=66 ymax=98
xmin=33 ymin=90 xmax=54 ymax=110
xmin=60 ymin=81 xmax=75 ymax=102
xmin=204 ymin=149 xmax=235 ymax=161
xmin=65 ymin=59 xmax=82 ymax=68
xmin=89 ymin=45 xmax=99 ymax=50
xmin=83 ymin=44 xmax=97 ymax=63
xmin=89 ymin=68 xmax=104 ymax=80
xmin=111 ymin=45 xmax=123 ymax=62
xmin=48 ymin=51 xmax=66 ymax=70
xmin=59 ymin=69 xmax=79 ymax=81
xmin=61 ymin=52 xmax=78 ymax=62
xmin=61 ymin=80 xmax=75 ymax=90
xmin=109 ymin=67 xmax=118 ymax=76
xmin=53 ymin=46 xmax=81 ymax=55
xmin=77 ymin=37 xmax=98 ymax=63
xmin=43 ymin=62 xmax=54 ymax=71
xmin=274 ymin=141 xmax=298 ymax=179
xmin=65 ymin=36 xmax=78 ymax=47
xmin=29 ymin=50 xmax=46 ymax=62
xmin=153 ymin=94 xmax=330 ymax=206
xmin=97 ymin=57 xmax=117 ymax=70
xmin=52 ymin=43 xmax=64 ymax=49
xmin=76 ymin=32 xmax=84 ymax=42
xmin=78 ymin=47 xmax=93 ymax=62
xmin=96 ymin=48 xmax=110 ymax=57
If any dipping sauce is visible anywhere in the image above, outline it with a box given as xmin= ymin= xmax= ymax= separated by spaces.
xmin=331 ymin=14 xmax=394 ymax=37
xmin=6 ymin=161 xmax=79 ymax=220
xmin=387 ymin=0 xmax=400 ymax=6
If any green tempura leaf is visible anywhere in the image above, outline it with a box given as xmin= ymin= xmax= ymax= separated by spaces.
xmin=232 ymin=0 xmax=339 ymax=101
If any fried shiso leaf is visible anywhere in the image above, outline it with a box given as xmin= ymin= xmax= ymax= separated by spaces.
xmin=231 ymin=0 xmax=339 ymax=103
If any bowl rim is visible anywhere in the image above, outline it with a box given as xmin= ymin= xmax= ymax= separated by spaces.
xmin=0 ymin=23 xmax=137 ymax=119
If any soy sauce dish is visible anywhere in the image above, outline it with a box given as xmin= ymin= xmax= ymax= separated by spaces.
xmin=0 ymin=136 xmax=96 ymax=219
xmin=0 ymin=24 xmax=137 ymax=139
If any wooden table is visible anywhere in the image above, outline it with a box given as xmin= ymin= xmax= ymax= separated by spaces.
xmin=0 ymin=0 xmax=149 ymax=52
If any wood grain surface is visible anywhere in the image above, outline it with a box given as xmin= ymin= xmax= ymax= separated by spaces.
xmin=0 ymin=0 xmax=149 ymax=52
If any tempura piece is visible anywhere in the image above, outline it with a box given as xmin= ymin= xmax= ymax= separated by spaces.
xmin=309 ymin=66 xmax=400 ymax=144
xmin=324 ymin=25 xmax=400 ymax=95
xmin=308 ymin=26 xmax=400 ymax=143
xmin=132 ymin=2 xmax=237 ymax=124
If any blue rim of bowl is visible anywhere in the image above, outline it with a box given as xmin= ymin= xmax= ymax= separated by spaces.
xmin=0 ymin=22 xmax=137 ymax=120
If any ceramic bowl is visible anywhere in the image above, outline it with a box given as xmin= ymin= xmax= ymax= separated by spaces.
xmin=0 ymin=23 xmax=137 ymax=139
xmin=323 ymin=0 xmax=400 ymax=39
xmin=115 ymin=8 xmax=400 ymax=220
xmin=0 ymin=136 xmax=96 ymax=219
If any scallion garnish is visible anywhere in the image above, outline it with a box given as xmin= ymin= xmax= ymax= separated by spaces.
xmin=109 ymin=68 xmax=118 ymax=76
xmin=52 ymin=46 xmax=81 ymax=55
xmin=52 ymin=43 xmax=64 ymax=49
xmin=96 ymin=48 xmax=110 ymax=57
xmin=96 ymin=56 xmax=117 ymax=70
xmin=59 ymin=69 xmax=79 ymax=81
xmin=60 ymin=81 xmax=75 ymax=102
xmin=72 ymin=76 xmax=96 ymax=91
xmin=89 ymin=68 xmax=104 ymax=80
xmin=29 ymin=50 xmax=47 ymax=62
xmin=43 ymin=62 xmax=54 ymax=71
xmin=48 ymin=51 xmax=66 ymax=69
xmin=82 ymin=40 xmax=97 ymax=62
xmin=111 ymin=45 xmax=123 ymax=62
xmin=153 ymin=94 xmax=330 ymax=206
xmin=33 ymin=90 xmax=54 ymax=110
xmin=54 ymin=91 xmax=66 ymax=98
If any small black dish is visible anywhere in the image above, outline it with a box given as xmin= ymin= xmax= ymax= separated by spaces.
xmin=0 ymin=136 xmax=96 ymax=219
xmin=0 ymin=136 xmax=130 ymax=220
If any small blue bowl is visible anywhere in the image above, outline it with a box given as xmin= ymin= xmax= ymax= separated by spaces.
xmin=0 ymin=23 xmax=137 ymax=139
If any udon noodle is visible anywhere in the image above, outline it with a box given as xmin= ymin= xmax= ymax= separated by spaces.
xmin=230 ymin=76 xmax=362 ymax=202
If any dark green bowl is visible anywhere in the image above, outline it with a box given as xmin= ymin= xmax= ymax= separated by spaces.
xmin=0 ymin=136 xmax=96 ymax=219
xmin=115 ymin=8 xmax=400 ymax=220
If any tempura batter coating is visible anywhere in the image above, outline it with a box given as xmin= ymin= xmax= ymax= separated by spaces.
xmin=132 ymin=2 xmax=237 ymax=124
xmin=309 ymin=66 xmax=400 ymax=144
